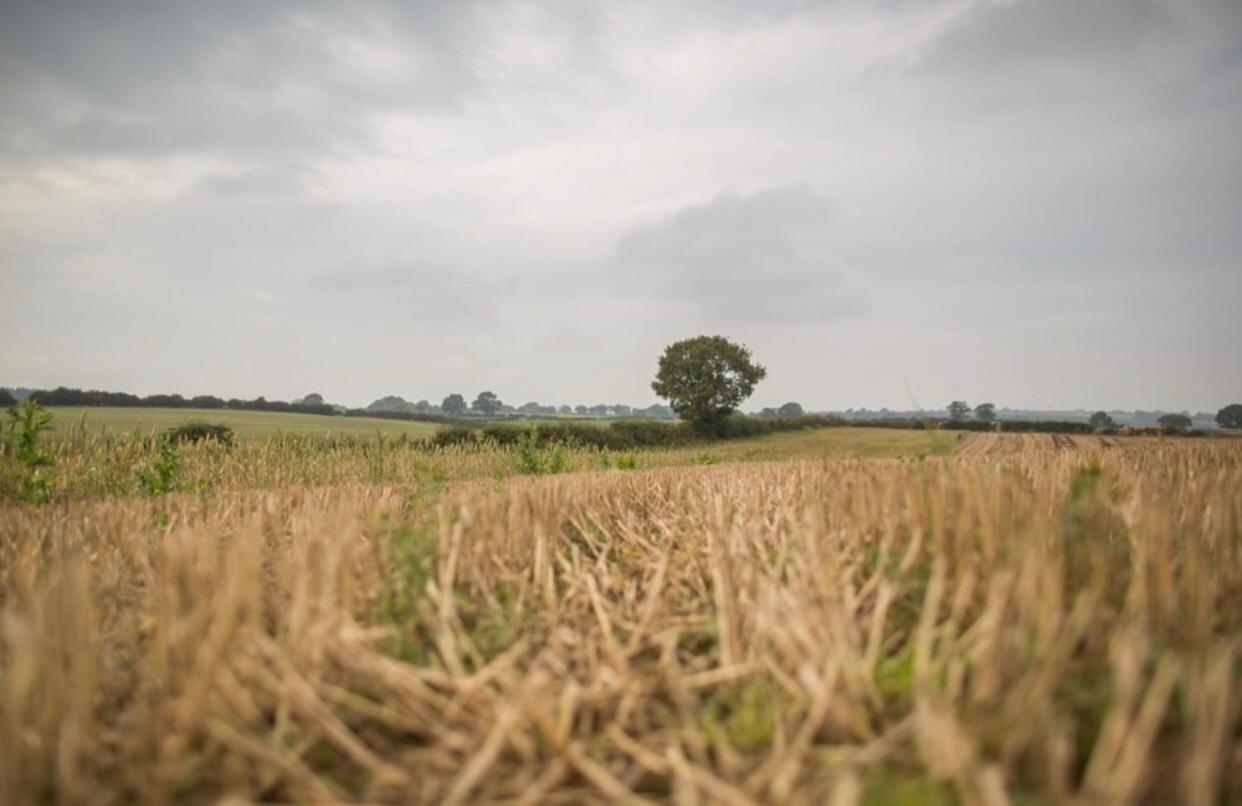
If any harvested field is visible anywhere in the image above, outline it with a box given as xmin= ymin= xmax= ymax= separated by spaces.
xmin=1 ymin=434 xmax=1240 ymax=803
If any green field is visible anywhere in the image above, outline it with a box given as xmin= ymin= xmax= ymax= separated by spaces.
xmin=45 ymin=406 xmax=441 ymax=440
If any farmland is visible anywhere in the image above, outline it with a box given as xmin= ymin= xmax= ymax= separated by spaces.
xmin=2 ymin=424 xmax=1240 ymax=803
xmin=43 ymin=406 xmax=442 ymax=440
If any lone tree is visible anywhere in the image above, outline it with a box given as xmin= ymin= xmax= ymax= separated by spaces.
xmin=974 ymin=402 xmax=996 ymax=422
xmin=471 ymin=391 xmax=502 ymax=416
xmin=1089 ymin=411 xmax=1116 ymax=429
xmin=652 ymin=335 xmax=766 ymax=435
xmin=947 ymin=401 xmax=971 ymax=421
xmin=1158 ymin=413 xmax=1192 ymax=431
xmin=1217 ymin=404 xmax=1242 ymax=429
xmin=441 ymin=393 xmax=467 ymax=415
xmin=778 ymin=402 xmax=805 ymax=417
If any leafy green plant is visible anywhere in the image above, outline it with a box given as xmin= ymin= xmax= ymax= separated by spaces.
xmin=4 ymin=399 xmax=54 ymax=503
xmin=615 ymin=454 xmax=637 ymax=470
xmin=513 ymin=427 xmax=566 ymax=475
xmin=137 ymin=439 xmax=181 ymax=495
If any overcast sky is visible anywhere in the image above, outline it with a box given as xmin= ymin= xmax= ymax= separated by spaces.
xmin=2 ymin=0 xmax=1240 ymax=412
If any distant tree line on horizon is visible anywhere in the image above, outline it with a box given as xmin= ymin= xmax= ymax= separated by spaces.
xmin=368 ymin=392 xmax=678 ymax=420
xmin=839 ymin=402 xmax=1234 ymax=429
xmin=3 ymin=386 xmax=1239 ymax=431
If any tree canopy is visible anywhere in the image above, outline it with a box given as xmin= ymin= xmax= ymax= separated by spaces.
xmin=471 ymin=391 xmax=502 ymax=416
xmin=651 ymin=335 xmax=766 ymax=434
xmin=947 ymin=401 xmax=971 ymax=421
xmin=974 ymin=402 xmax=996 ymax=422
xmin=1217 ymin=404 xmax=1242 ymax=429
xmin=1089 ymin=411 xmax=1116 ymax=429
xmin=441 ymin=393 xmax=467 ymax=415
xmin=1158 ymin=413 xmax=1192 ymax=430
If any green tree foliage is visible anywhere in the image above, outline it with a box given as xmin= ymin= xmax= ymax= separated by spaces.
xmin=441 ymin=393 xmax=467 ymax=415
xmin=778 ymin=402 xmax=805 ymax=417
xmin=974 ymin=402 xmax=996 ymax=422
xmin=651 ymin=335 xmax=767 ymax=434
xmin=947 ymin=401 xmax=971 ymax=421
xmin=1158 ymin=413 xmax=1193 ymax=431
xmin=0 ymin=388 xmax=15 ymax=407
xmin=1089 ymin=411 xmax=1116 ymax=429
xmin=471 ymin=391 xmax=502 ymax=416
xmin=1216 ymin=404 xmax=1242 ymax=429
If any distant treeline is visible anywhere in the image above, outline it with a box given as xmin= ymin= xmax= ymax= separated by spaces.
xmin=4 ymin=386 xmax=669 ymax=424
xmin=851 ymin=418 xmax=1208 ymax=436
xmin=16 ymin=386 xmax=344 ymax=416
xmin=836 ymin=407 xmax=1217 ymax=427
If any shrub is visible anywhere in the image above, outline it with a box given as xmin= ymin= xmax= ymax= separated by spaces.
xmin=138 ymin=440 xmax=181 ymax=495
xmin=998 ymin=420 xmax=1094 ymax=434
xmin=512 ymin=428 xmax=566 ymax=475
xmin=432 ymin=427 xmax=478 ymax=447
xmin=940 ymin=420 xmax=996 ymax=432
xmin=166 ymin=422 xmax=235 ymax=446
xmin=4 ymin=399 xmax=54 ymax=503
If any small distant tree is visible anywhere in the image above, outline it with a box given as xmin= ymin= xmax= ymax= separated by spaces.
xmin=1216 ymin=404 xmax=1242 ymax=429
xmin=574 ymin=405 xmax=588 ymax=415
xmin=441 ymin=393 xmax=467 ymax=415
xmin=947 ymin=401 xmax=971 ymax=421
xmin=0 ymin=388 xmax=15 ymax=408
xmin=558 ymin=404 xmax=572 ymax=414
xmin=1158 ymin=413 xmax=1192 ymax=431
xmin=777 ymin=402 xmax=804 ymax=417
xmin=652 ymin=335 xmax=766 ymax=434
xmin=300 ymin=393 xmax=325 ymax=406
xmin=471 ymin=391 xmax=502 ymax=416
xmin=1089 ymin=411 xmax=1116 ymax=429
xmin=974 ymin=402 xmax=996 ymax=422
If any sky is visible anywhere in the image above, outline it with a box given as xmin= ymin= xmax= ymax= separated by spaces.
xmin=2 ymin=0 xmax=1240 ymax=412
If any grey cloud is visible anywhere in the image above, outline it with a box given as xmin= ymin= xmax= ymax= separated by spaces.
xmin=192 ymin=164 xmax=320 ymax=200
xmin=0 ymin=1 xmax=488 ymax=162
xmin=900 ymin=0 xmax=1242 ymax=100
xmin=307 ymin=263 xmax=494 ymax=322
xmin=617 ymin=184 xmax=867 ymax=323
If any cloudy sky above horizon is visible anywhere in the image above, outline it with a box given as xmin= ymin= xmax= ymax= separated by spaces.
xmin=2 ymin=0 xmax=1240 ymax=412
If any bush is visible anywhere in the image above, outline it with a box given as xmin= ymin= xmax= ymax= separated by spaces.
xmin=998 ymin=420 xmax=1094 ymax=434
xmin=456 ymin=412 xmax=845 ymax=451
xmin=137 ymin=440 xmax=180 ymax=495
xmin=166 ymin=422 xmax=235 ymax=446
xmin=4 ymin=400 xmax=54 ymax=503
xmin=432 ymin=426 xmax=478 ymax=447
xmin=939 ymin=420 xmax=996 ymax=432
xmin=512 ymin=428 xmax=566 ymax=475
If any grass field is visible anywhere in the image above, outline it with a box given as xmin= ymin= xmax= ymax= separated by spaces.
xmin=45 ymin=406 xmax=442 ymax=440
xmin=2 ymin=421 xmax=1239 ymax=803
